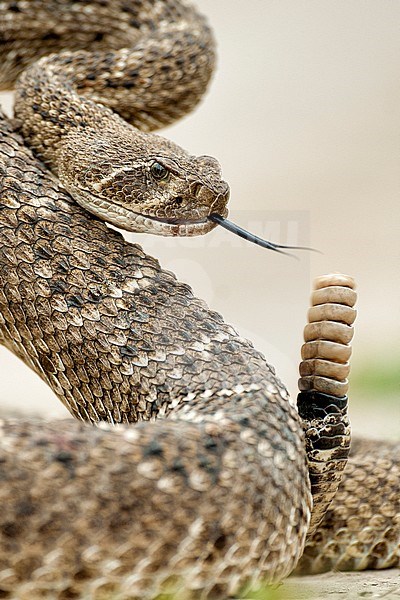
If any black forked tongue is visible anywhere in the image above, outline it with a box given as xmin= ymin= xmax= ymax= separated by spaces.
xmin=208 ymin=214 xmax=319 ymax=258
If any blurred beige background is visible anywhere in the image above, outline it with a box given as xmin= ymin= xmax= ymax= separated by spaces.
xmin=0 ymin=0 xmax=399 ymax=436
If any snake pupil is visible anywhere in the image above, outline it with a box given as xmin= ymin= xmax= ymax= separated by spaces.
xmin=150 ymin=161 xmax=169 ymax=180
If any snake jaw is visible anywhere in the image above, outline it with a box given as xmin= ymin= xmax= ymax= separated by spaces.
xmin=70 ymin=187 xmax=225 ymax=236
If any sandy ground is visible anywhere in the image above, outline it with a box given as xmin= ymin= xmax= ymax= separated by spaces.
xmin=283 ymin=570 xmax=400 ymax=599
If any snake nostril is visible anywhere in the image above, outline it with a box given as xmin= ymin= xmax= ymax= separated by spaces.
xmin=192 ymin=183 xmax=203 ymax=198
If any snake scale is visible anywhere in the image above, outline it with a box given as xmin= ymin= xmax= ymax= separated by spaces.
xmin=0 ymin=1 xmax=398 ymax=598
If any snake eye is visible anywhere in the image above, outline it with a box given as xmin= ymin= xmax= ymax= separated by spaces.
xmin=150 ymin=161 xmax=170 ymax=181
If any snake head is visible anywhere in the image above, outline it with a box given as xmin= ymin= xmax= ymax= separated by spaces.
xmin=58 ymin=125 xmax=229 ymax=236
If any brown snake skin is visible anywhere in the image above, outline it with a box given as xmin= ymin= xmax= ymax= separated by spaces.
xmin=0 ymin=1 xmax=399 ymax=598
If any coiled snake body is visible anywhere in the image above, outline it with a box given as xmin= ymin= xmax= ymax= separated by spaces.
xmin=0 ymin=1 xmax=398 ymax=598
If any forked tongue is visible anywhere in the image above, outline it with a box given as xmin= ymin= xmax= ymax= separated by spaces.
xmin=208 ymin=214 xmax=319 ymax=258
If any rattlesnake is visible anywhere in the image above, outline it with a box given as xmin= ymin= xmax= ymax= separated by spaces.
xmin=0 ymin=1 xmax=398 ymax=598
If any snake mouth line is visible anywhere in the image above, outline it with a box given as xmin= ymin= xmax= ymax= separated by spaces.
xmin=73 ymin=190 xmax=222 ymax=236
xmin=133 ymin=213 xmax=208 ymax=226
